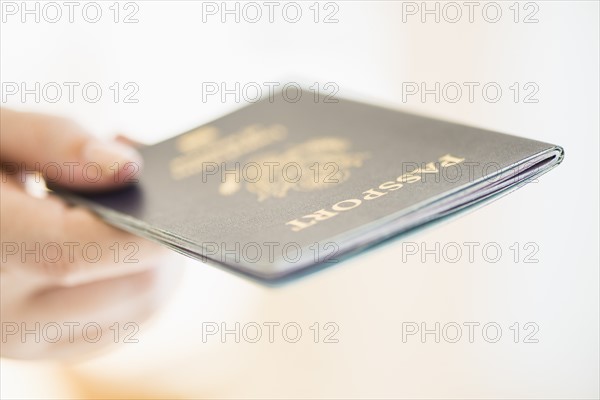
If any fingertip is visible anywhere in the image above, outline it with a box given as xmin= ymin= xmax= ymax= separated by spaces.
xmin=83 ymin=140 xmax=143 ymax=174
xmin=66 ymin=139 xmax=144 ymax=191
xmin=114 ymin=134 xmax=145 ymax=148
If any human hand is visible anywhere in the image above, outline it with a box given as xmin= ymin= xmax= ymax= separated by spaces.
xmin=1 ymin=108 xmax=178 ymax=359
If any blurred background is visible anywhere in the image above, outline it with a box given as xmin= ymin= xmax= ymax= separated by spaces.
xmin=1 ymin=1 xmax=598 ymax=398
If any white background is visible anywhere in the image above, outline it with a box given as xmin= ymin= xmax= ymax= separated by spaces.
xmin=1 ymin=1 xmax=598 ymax=398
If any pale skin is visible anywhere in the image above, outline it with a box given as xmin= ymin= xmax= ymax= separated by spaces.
xmin=0 ymin=108 xmax=179 ymax=359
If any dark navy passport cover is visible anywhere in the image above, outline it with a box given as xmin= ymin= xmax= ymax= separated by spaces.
xmin=57 ymin=93 xmax=564 ymax=281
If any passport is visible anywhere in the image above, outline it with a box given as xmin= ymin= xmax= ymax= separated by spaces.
xmin=58 ymin=93 xmax=564 ymax=281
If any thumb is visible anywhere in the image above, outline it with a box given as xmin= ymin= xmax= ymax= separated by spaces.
xmin=0 ymin=108 xmax=143 ymax=191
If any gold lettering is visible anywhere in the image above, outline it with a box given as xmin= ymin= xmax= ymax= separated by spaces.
xmin=176 ymin=126 xmax=219 ymax=153
xmin=416 ymin=162 xmax=439 ymax=174
xmin=285 ymin=209 xmax=339 ymax=232
xmin=170 ymin=124 xmax=287 ymax=180
xmin=332 ymin=199 xmax=362 ymax=211
xmin=397 ymin=174 xmax=421 ymax=184
xmin=286 ymin=154 xmax=465 ymax=232
xmin=362 ymin=189 xmax=388 ymax=200
xmin=439 ymin=154 xmax=465 ymax=167
xmin=379 ymin=181 xmax=403 ymax=191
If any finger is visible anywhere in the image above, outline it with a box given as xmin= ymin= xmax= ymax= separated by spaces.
xmin=0 ymin=263 xmax=182 ymax=360
xmin=114 ymin=134 xmax=145 ymax=148
xmin=0 ymin=108 xmax=143 ymax=192
xmin=1 ymin=177 xmax=167 ymax=287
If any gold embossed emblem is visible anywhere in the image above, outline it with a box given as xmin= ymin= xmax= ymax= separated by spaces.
xmin=169 ymin=124 xmax=287 ymax=180
xmin=220 ymin=137 xmax=369 ymax=201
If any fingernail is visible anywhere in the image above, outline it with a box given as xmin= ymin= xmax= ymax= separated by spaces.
xmin=83 ymin=140 xmax=143 ymax=176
